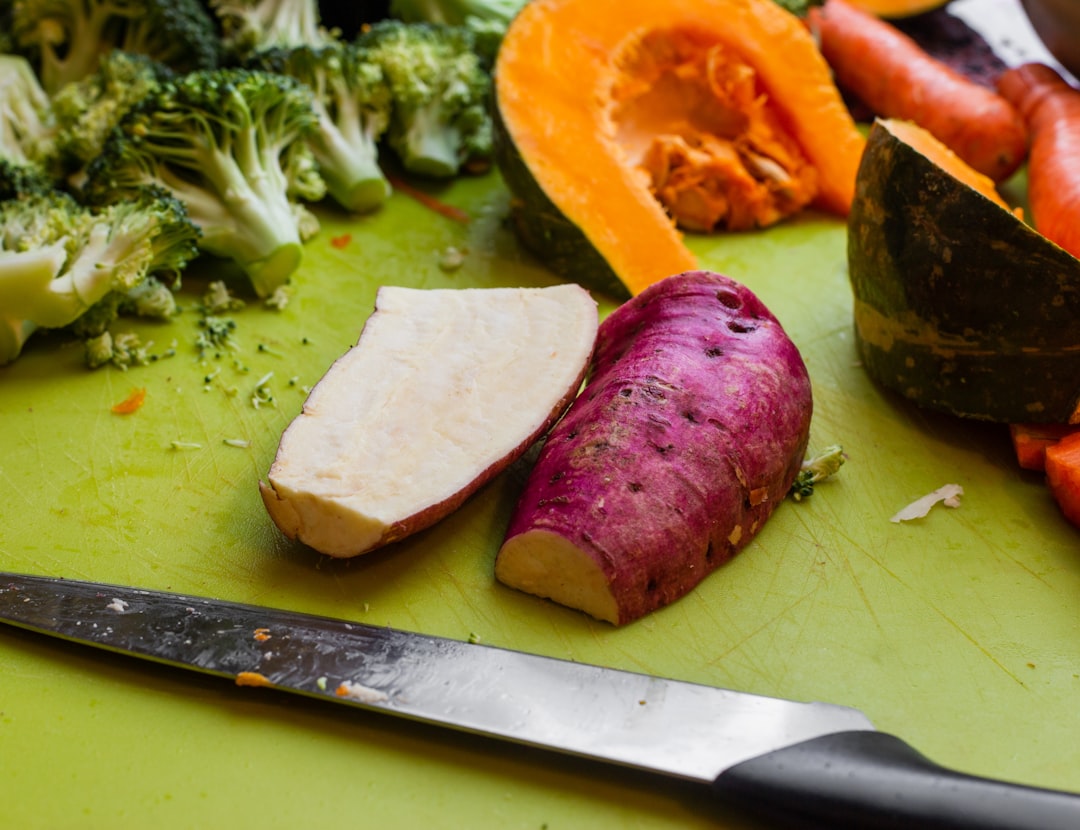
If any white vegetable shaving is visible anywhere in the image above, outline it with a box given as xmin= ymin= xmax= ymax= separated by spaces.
xmin=890 ymin=484 xmax=964 ymax=523
xmin=334 ymin=681 xmax=389 ymax=705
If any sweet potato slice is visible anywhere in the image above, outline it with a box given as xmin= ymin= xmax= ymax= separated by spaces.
xmin=260 ymin=284 xmax=598 ymax=558
xmin=495 ymin=270 xmax=812 ymax=624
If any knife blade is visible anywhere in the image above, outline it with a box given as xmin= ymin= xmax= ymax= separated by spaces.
xmin=1 ymin=572 xmax=1077 ymax=829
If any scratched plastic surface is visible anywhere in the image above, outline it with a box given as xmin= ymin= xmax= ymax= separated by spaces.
xmin=3 ymin=15 xmax=1080 ymax=826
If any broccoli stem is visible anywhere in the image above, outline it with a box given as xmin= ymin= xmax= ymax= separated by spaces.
xmin=396 ymin=102 xmax=463 ymax=178
xmin=310 ymin=96 xmax=390 ymax=213
xmin=158 ymin=147 xmax=303 ymax=297
xmin=0 ymin=243 xmax=79 ymax=324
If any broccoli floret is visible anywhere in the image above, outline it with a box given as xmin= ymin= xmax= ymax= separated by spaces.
xmin=789 ymin=445 xmax=846 ymax=501
xmin=9 ymin=0 xmax=220 ymax=95
xmin=250 ymin=41 xmax=393 ymax=213
xmin=388 ymin=0 xmax=525 ymax=66
xmin=52 ymin=50 xmax=175 ymax=177
xmin=0 ymin=156 xmax=55 ymax=201
xmin=84 ymin=67 xmax=326 ymax=298
xmin=210 ymin=0 xmax=337 ymax=58
xmin=0 ymin=53 xmax=58 ymax=174
xmin=360 ymin=20 xmax=494 ymax=178
xmin=0 ymin=186 xmax=200 ymax=365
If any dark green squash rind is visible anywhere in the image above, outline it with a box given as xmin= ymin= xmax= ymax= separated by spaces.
xmin=491 ymin=103 xmax=631 ymax=301
xmin=848 ymin=121 xmax=1080 ymax=423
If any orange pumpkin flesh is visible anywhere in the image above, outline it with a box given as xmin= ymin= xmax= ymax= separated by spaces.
xmin=882 ymin=118 xmax=1012 ymax=211
xmin=494 ymin=0 xmax=866 ymax=297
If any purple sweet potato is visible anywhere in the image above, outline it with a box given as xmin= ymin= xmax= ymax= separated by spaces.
xmin=495 ymin=270 xmax=812 ymax=624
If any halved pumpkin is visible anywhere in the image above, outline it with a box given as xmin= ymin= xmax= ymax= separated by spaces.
xmin=494 ymin=0 xmax=866 ymax=297
xmin=849 ymin=118 xmax=1080 ymax=423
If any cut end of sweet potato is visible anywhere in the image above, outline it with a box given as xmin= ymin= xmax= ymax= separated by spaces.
xmin=495 ymin=529 xmax=619 ymax=624
xmin=262 ymin=284 xmax=599 ymax=558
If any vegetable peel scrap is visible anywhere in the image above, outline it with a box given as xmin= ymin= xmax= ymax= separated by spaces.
xmin=890 ymin=484 xmax=964 ymax=523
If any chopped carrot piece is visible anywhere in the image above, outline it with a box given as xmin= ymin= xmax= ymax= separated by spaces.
xmin=111 ymin=387 xmax=147 ymax=415
xmin=1009 ymin=423 xmax=1080 ymax=471
xmin=1045 ymin=432 xmax=1080 ymax=528
xmin=330 ymin=233 xmax=352 ymax=249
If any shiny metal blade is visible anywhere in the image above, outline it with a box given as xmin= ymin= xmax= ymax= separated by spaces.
xmin=0 ymin=572 xmax=873 ymax=782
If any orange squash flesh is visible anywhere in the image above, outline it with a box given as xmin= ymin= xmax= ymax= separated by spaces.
xmin=881 ymin=119 xmax=1011 ymax=211
xmin=495 ymin=0 xmax=866 ymax=297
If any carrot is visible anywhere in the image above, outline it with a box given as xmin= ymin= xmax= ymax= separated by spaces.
xmin=1008 ymin=423 xmax=1080 ymax=471
xmin=996 ymin=63 xmax=1080 ymax=261
xmin=807 ymin=0 xmax=1028 ymax=182
xmin=111 ymin=387 xmax=146 ymax=415
xmin=1044 ymin=432 xmax=1080 ymax=528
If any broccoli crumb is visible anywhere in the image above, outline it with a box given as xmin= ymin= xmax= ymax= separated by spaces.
xmin=251 ymin=371 xmax=276 ymax=408
xmin=257 ymin=342 xmax=285 ymax=357
xmin=85 ymin=331 xmax=172 ymax=370
xmin=196 ymin=315 xmax=239 ymax=357
xmin=790 ymin=445 xmax=845 ymax=501
xmin=201 ymin=281 xmax=246 ymax=314
xmin=264 ymin=285 xmax=292 ymax=310
xmin=438 ymin=245 xmax=467 ymax=272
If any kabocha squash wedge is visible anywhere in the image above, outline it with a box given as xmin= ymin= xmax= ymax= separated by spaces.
xmin=493 ymin=0 xmax=866 ymax=298
xmin=849 ymin=119 xmax=1080 ymax=424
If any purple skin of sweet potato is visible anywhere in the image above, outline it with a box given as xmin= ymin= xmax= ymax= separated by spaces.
xmin=497 ymin=270 xmax=813 ymax=624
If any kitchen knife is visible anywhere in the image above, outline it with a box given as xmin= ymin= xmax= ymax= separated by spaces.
xmin=1 ymin=572 xmax=1077 ymax=829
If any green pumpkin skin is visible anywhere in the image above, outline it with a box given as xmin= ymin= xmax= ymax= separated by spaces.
xmin=848 ymin=121 xmax=1080 ymax=424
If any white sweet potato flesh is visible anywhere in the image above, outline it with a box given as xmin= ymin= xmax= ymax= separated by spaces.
xmin=260 ymin=284 xmax=598 ymax=558
xmin=495 ymin=270 xmax=812 ymax=624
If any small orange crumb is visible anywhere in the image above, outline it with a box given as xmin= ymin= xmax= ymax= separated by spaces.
xmin=235 ymin=671 xmax=272 ymax=687
xmin=253 ymin=627 xmax=271 ymax=642
xmin=330 ymin=233 xmax=352 ymax=249
xmin=111 ymin=387 xmax=147 ymax=415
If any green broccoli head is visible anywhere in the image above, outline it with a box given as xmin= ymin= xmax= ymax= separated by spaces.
xmin=0 ymin=185 xmax=200 ymax=364
xmin=0 ymin=53 xmax=59 ymax=174
xmin=250 ymin=40 xmax=394 ymax=212
xmin=84 ymin=67 xmax=325 ymax=298
xmin=387 ymin=0 xmax=526 ymax=66
xmin=360 ymin=20 xmax=494 ymax=178
xmin=51 ymin=49 xmax=175 ymax=172
xmin=0 ymin=156 xmax=56 ymax=201
xmin=9 ymin=0 xmax=220 ymax=94
xmin=210 ymin=0 xmax=337 ymax=59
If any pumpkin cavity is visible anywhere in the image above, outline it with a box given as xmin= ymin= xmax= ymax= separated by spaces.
xmin=610 ymin=28 xmax=818 ymax=233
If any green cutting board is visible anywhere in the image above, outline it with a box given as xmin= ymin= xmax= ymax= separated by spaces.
xmin=2 ymin=170 xmax=1078 ymax=829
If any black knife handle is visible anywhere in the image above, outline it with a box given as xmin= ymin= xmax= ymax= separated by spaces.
xmin=712 ymin=730 xmax=1080 ymax=829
